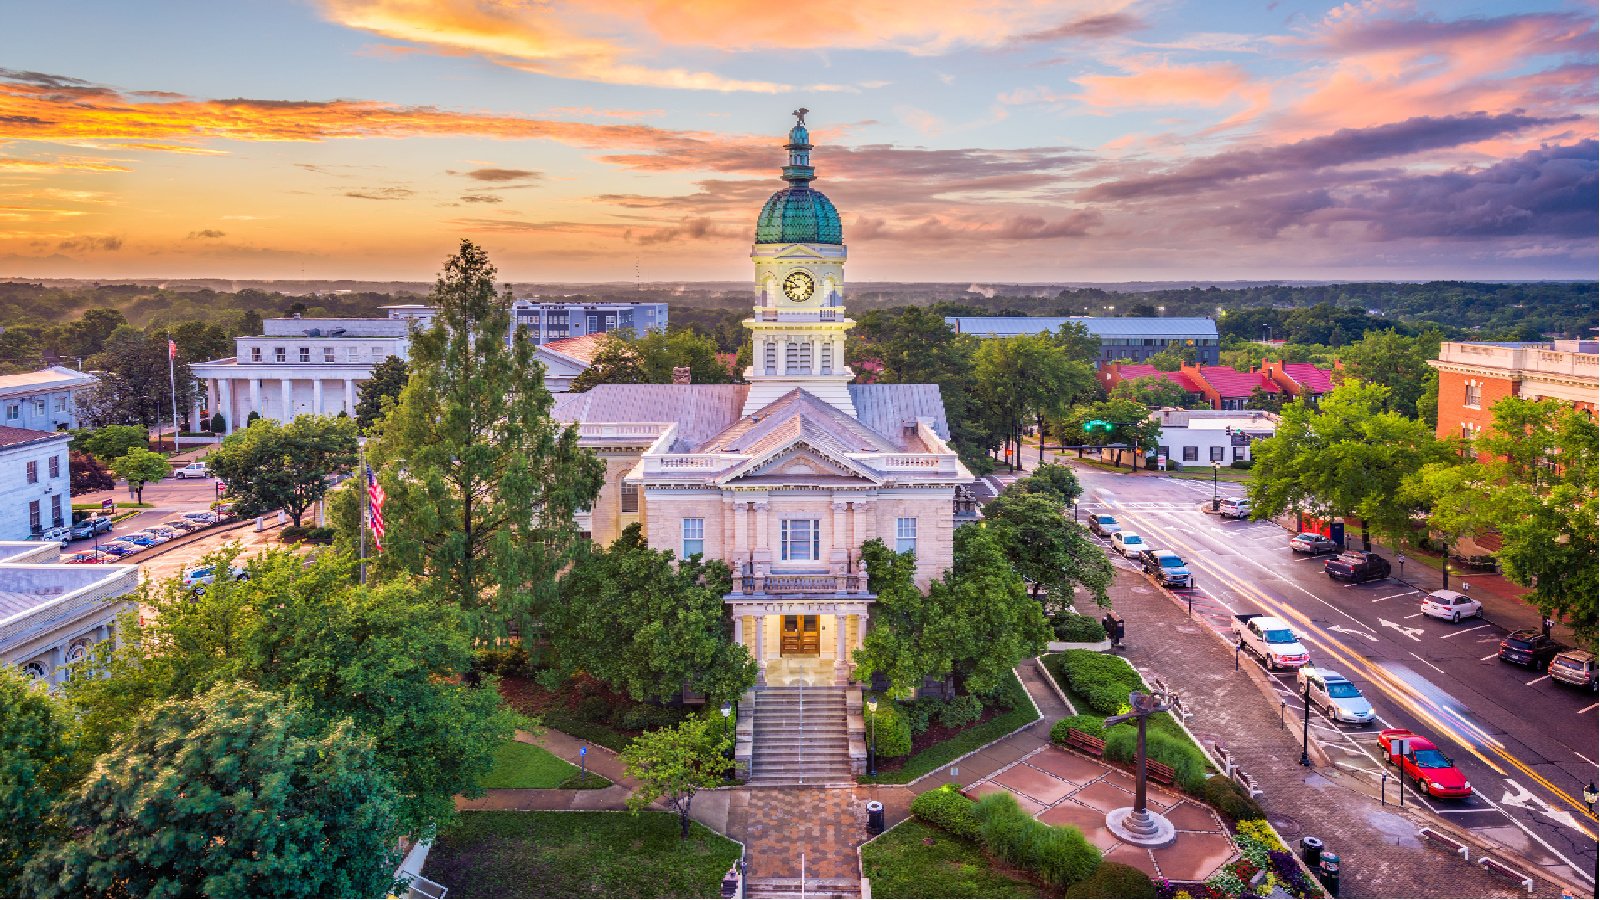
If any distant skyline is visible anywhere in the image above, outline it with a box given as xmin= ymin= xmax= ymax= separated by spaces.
xmin=1 ymin=0 xmax=1595 ymax=283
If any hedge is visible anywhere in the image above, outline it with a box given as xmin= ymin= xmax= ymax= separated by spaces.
xmin=974 ymin=792 xmax=1099 ymax=890
xmin=1052 ymin=650 xmax=1143 ymax=715
xmin=1200 ymin=775 xmax=1266 ymax=823
xmin=862 ymin=673 xmax=1037 ymax=785
xmin=1102 ymin=727 xmax=1207 ymax=793
xmin=1050 ymin=611 xmax=1106 ymax=644
xmin=1049 ymin=715 xmax=1107 ymax=744
xmin=867 ymin=702 xmax=913 ymax=759
xmin=1061 ymin=861 xmax=1157 ymax=899
xmin=909 ymin=785 xmax=981 ymax=841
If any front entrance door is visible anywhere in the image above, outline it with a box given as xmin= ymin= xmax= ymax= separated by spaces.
xmin=780 ymin=615 xmax=820 ymax=655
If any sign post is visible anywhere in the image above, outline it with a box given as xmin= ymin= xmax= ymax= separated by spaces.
xmin=579 ymin=745 xmax=587 ymax=780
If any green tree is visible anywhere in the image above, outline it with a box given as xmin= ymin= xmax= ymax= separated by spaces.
xmin=620 ymin=715 xmax=733 ymax=839
xmin=207 ymin=411 xmax=225 ymax=434
xmin=366 ymin=241 xmax=604 ymax=638
xmin=208 ymin=414 xmax=358 ymax=527
xmin=984 ymin=491 xmax=1113 ymax=609
xmin=61 ymin=308 xmax=126 ymax=361
xmin=78 ymin=327 xmax=197 ymax=430
xmin=548 ymin=524 xmax=756 ymax=703
xmin=1339 ymin=328 xmax=1442 ymax=419
xmin=69 ymin=424 xmax=148 ymax=462
xmin=354 ymin=355 xmax=409 ymax=430
xmin=1058 ymin=398 xmax=1162 ymax=468
xmin=569 ymin=337 xmax=649 ymax=392
xmin=1051 ymin=321 xmax=1102 ymax=366
xmin=0 ymin=667 xmax=79 ymax=888
xmin=151 ymin=319 xmax=234 ymax=363
xmin=1143 ymin=341 xmax=1197 ymax=371
xmin=632 ymin=328 xmax=736 ymax=384
xmin=1398 ymin=460 xmax=1494 ymax=591
xmin=974 ymin=334 xmax=1094 ymax=470
xmin=110 ymin=447 xmax=169 ymax=503
xmin=24 ymin=682 xmax=402 ymax=899
xmin=1244 ymin=386 xmax=1284 ymax=413
xmin=1012 ymin=463 xmax=1082 ymax=505
xmin=64 ymin=547 xmax=517 ymax=834
xmin=1111 ymin=375 xmax=1196 ymax=410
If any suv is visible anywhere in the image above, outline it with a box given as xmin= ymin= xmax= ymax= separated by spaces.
xmin=70 ymin=516 xmax=114 ymax=540
xmin=174 ymin=461 xmax=211 ymax=479
xmin=1089 ymin=514 xmax=1120 ymax=538
xmin=1549 ymin=650 xmax=1597 ymax=691
xmin=37 ymin=525 xmax=70 ymax=547
xmin=1289 ymin=532 xmax=1339 ymax=554
xmin=1498 ymin=630 xmax=1562 ymax=669
xmin=1324 ymin=551 xmax=1391 ymax=583
xmin=1139 ymin=549 xmax=1194 ymax=589
xmin=1420 ymin=590 xmax=1482 ymax=623
xmin=1233 ymin=614 xmax=1312 ymax=671
xmin=1297 ymin=667 xmax=1375 ymax=726
xmin=1218 ymin=497 xmax=1252 ymax=519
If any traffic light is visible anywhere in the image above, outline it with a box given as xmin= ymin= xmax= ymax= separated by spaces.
xmin=1082 ymin=419 xmax=1116 ymax=434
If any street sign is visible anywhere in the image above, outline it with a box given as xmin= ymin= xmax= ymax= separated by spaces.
xmin=100 ymin=498 xmax=114 ymax=512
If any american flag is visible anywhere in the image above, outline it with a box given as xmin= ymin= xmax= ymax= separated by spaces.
xmin=366 ymin=466 xmax=386 ymax=551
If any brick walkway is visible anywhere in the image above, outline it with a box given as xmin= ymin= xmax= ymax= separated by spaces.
xmin=1103 ymin=570 xmax=1531 ymax=898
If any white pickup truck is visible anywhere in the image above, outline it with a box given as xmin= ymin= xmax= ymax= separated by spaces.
xmin=1233 ymin=614 xmax=1312 ymax=671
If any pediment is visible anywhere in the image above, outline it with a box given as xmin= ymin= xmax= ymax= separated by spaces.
xmin=720 ymin=443 xmax=878 ymax=485
xmin=769 ymin=244 xmax=830 ymax=260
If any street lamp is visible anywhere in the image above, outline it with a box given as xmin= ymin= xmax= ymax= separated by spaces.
xmin=720 ymin=701 xmax=734 ymax=776
xmin=1211 ymin=461 xmax=1221 ymax=512
xmin=866 ymin=697 xmax=882 ymax=777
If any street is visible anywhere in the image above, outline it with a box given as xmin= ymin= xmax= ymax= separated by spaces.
xmin=1061 ymin=458 xmax=1599 ymax=892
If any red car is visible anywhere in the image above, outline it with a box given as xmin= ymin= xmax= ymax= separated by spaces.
xmin=1376 ymin=728 xmax=1471 ymax=798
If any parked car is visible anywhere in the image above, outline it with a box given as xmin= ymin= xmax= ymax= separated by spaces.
xmin=1297 ymin=667 xmax=1375 ymax=726
xmin=1289 ymin=532 xmax=1340 ymax=554
xmin=161 ymin=519 xmax=199 ymax=533
xmin=1324 ymin=551 xmax=1391 ymax=583
xmin=1233 ymin=614 xmax=1312 ymax=671
xmin=1549 ymin=650 xmax=1598 ymax=691
xmin=1139 ymin=549 xmax=1194 ymax=589
xmin=62 ymin=550 xmax=112 ymax=564
xmin=98 ymin=541 xmax=139 ymax=557
xmin=1089 ymin=514 xmax=1120 ymax=538
xmin=1376 ymin=728 xmax=1471 ymax=798
xmin=36 ymin=525 xmax=70 ymax=547
xmin=1110 ymin=531 xmax=1147 ymax=558
xmin=145 ymin=525 xmax=181 ymax=540
xmin=70 ymin=516 xmax=114 ymax=540
xmin=1420 ymin=590 xmax=1482 ymax=623
xmin=1498 ymin=629 xmax=1563 ymax=669
xmin=120 ymin=534 xmax=159 ymax=548
xmin=180 ymin=511 xmax=219 ymax=525
xmin=182 ymin=564 xmax=248 ymax=593
xmin=1218 ymin=497 xmax=1252 ymax=519
xmin=174 ymin=461 xmax=211 ymax=479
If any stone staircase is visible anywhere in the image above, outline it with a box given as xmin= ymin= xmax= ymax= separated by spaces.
xmin=745 ymin=876 xmax=861 ymax=899
xmin=747 ymin=685 xmax=854 ymax=786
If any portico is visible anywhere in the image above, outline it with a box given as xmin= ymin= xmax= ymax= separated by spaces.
xmin=729 ymin=597 xmax=872 ymax=686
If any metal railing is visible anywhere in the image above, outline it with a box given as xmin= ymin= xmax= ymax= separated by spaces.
xmin=738 ymin=573 xmax=865 ymax=595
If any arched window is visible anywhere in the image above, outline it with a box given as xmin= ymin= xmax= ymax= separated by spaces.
xmin=22 ymin=661 xmax=46 ymax=680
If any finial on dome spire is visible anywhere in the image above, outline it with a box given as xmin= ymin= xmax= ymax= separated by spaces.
xmin=792 ymin=107 xmax=809 ymax=126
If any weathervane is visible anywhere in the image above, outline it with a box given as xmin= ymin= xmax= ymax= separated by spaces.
xmin=792 ymin=108 xmax=809 ymax=126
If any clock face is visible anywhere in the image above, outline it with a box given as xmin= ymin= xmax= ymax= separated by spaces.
xmin=782 ymin=270 xmax=815 ymax=302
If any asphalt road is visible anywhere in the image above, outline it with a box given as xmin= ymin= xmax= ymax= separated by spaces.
xmin=1065 ymin=461 xmax=1598 ymax=892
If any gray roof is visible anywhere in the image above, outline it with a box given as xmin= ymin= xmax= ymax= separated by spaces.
xmin=552 ymin=384 xmax=749 ymax=451
xmin=945 ymin=316 xmax=1218 ymax=340
xmin=704 ymin=389 xmax=896 ymax=454
xmin=849 ymin=384 xmax=951 ymax=443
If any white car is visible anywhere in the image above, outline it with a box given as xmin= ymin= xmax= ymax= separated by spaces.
xmin=174 ymin=461 xmax=211 ymax=479
xmin=182 ymin=564 xmax=248 ymax=591
xmin=1421 ymin=590 xmax=1482 ymax=623
xmin=37 ymin=525 xmax=71 ymax=547
xmin=1110 ymin=531 xmax=1147 ymax=558
xmin=1297 ymin=667 xmax=1375 ymax=726
xmin=1218 ymin=497 xmax=1252 ymax=519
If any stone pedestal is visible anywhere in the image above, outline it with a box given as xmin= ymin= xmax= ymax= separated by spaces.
xmin=1106 ymin=806 xmax=1177 ymax=848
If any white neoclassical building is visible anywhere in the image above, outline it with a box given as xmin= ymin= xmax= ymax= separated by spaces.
xmin=0 ymin=541 xmax=137 ymax=686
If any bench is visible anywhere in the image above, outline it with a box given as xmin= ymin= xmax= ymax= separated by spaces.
xmin=1417 ymin=827 xmax=1470 ymax=860
xmin=1477 ymin=856 xmax=1535 ymax=893
xmin=1064 ymin=728 xmax=1106 ymax=757
xmin=1146 ymin=760 xmax=1176 ymax=786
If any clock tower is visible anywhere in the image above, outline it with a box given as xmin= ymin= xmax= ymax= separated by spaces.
xmin=742 ymin=110 xmax=857 ymax=417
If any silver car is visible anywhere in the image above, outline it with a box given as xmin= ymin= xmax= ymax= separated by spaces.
xmin=1297 ymin=667 xmax=1375 ymax=726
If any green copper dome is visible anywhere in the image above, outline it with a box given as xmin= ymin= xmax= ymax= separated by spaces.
xmin=754 ymin=110 xmax=842 ymax=245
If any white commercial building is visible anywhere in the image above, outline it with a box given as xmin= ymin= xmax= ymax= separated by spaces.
xmin=0 ymin=541 xmax=137 ymax=686
xmin=1149 ymin=408 xmax=1278 ymax=467
xmin=0 ymin=366 xmax=97 ymax=432
xmin=512 ymin=299 xmax=667 ymax=342
xmin=0 ymin=426 xmax=72 ymax=540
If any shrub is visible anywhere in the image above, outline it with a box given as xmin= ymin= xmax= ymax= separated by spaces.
xmin=974 ymin=792 xmax=1033 ymax=866
xmin=1167 ymin=460 xmax=1184 ymax=472
xmin=1028 ymin=821 xmax=1099 ymax=888
xmin=1050 ymin=610 xmax=1106 ymax=643
xmin=938 ymin=693 xmax=984 ymax=729
xmin=1050 ymin=714 xmax=1109 ymax=745
xmin=1063 ymin=861 xmax=1158 ymax=899
xmin=1103 ymin=728 xmax=1207 ymax=793
xmin=868 ymin=703 xmax=913 ymax=759
xmin=614 ymin=703 xmax=683 ymax=732
xmin=975 ymin=672 xmax=1027 ymax=710
xmin=909 ymin=786 xmax=981 ymax=841
xmin=473 ymin=646 xmax=530 ymax=676
xmin=279 ymin=525 xmax=335 ymax=544
xmin=1230 ymin=459 xmax=1253 ymax=470
xmin=1054 ymin=650 xmax=1143 ymax=715
xmin=900 ymin=696 xmax=942 ymax=735
xmin=1201 ymin=775 xmax=1266 ymax=822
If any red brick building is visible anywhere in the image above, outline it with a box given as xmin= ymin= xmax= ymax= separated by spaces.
xmin=1428 ymin=340 xmax=1599 ymax=449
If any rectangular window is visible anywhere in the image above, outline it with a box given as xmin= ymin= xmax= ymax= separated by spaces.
xmin=1232 ymin=445 xmax=1246 ymax=461
xmin=28 ymin=500 xmax=40 ymax=532
xmin=48 ymin=455 xmax=59 ymax=479
xmin=896 ymin=517 xmax=917 ymax=555
xmin=50 ymin=495 xmax=62 ymax=528
xmin=274 ymin=347 xmax=286 ymax=363
xmin=251 ymin=347 xmax=262 ymax=363
xmin=33 ymin=400 xmax=45 ymax=415
xmin=5 ymin=404 xmax=16 ymax=420
xmin=764 ymin=341 xmax=777 ymax=375
xmin=55 ymin=397 xmax=66 ymax=411
xmin=323 ymin=348 xmax=336 ymax=363
xmin=1182 ymin=446 xmax=1198 ymax=462
xmin=820 ymin=342 xmax=833 ymax=375
xmin=620 ymin=482 xmax=639 ymax=513
xmin=1209 ymin=445 xmax=1225 ymax=462
xmin=781 ymin=519 xmax=820 ymax=561
xmin=371 ymin=345 xmax=384 ymax=358
xmin=299 ymin=347 xmax=311 ymax=363
xmin=26 ymin=460 xmax=37 ymax=484
xmin=682 ymin=518 xmax=704 ymax=558
xmin=1464 ymin=382 xmax=1481 ymax=409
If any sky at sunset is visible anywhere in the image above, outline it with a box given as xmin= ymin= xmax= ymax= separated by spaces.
xmin=1 ymin=0 xmax=1595 ymax=283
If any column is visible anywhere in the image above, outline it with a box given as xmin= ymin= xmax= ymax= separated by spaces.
xmin=312 ymin=379 xmax=323 ymax=415
xmin=851 ymin=502 xmax=864 ymax=555
xmin=205 ymin=380 xmax=218 ymax=418
xmin=733 ymin=501 xmax=748 ymax=567
xmin=755 ymin=502 xmax=770 ymax=553
xmin=733 ymin=615 xmax=744 ymax=648
xmin=249 ymin=378 xmax=262 ymax=422
xmin=855 ymin=613 xmax=868 ymax=651
xmin=189 ymin=400 xmax=201 ymax=432
xmin=280 ymin=378 xmax=293 ymax=421
xmin=344 ymin=378 xmax=356 ymax=415
xmin=831 ymin=500 xmax=847 ymax=568
xmin=219 ymin=380 xmax=234 ymax=433
xmin=835 ymin=613 xmax=847 ymax=671
xmin=754 ymin=615 xmax=766 ymax=671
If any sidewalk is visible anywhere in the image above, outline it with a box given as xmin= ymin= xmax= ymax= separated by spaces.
xmin=1102 ymin=570 xmax=1537 ymax=898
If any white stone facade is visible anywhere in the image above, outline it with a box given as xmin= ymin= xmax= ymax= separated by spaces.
xmin=0 ymin=428 xmax=72 ymax=540
xmin=1149 ymin=408 xmax=1279 ymax=467
xmin=0 ymin=366 xmax=96 ymax=432
xmin=0 ymin=541 xmax=137 ymax=686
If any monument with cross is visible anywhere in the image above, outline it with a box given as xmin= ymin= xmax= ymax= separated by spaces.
xmin=1103 ymin=690 xmax=1178 ymax=847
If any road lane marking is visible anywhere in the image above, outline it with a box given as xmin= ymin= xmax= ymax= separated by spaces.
xmin=1379 ymin=617 xmax=1425 ymax=640
xmin=1525 ymin=675 xmax=1550 ymax=686
xmin=1328 ymin=624 xmax=1377 ymax=641
xmin=1575 ymin=751 xmax=1597 ymax=766
xmin=1579 ymin=704 xmax=1598 ymax=715
xmin=1403 ymin=612 xmax=1424 ymax=619
xmin=1373 ymin=592 xmax=1414 ymax=601
xmin=1410 ymin=652 xmax=1447 ymax=675
xmin=1440 ymin=624 xmax=1492 ymax=638
xmin=1481 ymin=653 xmax=1499 ymax=661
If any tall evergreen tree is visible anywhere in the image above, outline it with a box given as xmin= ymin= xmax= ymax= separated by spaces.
xmin=367 ymin=241 xmax=604 ymax=637
xmin=354 ymin=355 xmax=409 ymax=430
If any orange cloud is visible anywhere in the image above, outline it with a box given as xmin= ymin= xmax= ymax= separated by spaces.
xmin=1076 ymin=62 xmax=1264 ymax=109
xmin=0 ymin=156 xmax=130 ymax=173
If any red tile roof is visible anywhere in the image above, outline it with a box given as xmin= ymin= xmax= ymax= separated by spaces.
xmin=1282 ymin=363 xmax=1335 ymax=394
xmin=539 ymin=333 xmax=610 ymax=365
xmin=1115 ymin=365 xmax=1206 ymax=393
xmin=1199 ymin=366 xmax=1280 ymax=398
xmin=0 ymin=425 xmax=67 ymax=449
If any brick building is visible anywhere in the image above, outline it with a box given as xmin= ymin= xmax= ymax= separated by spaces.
xmin=1428 ymin=340 xmax=1599 ymax=449
xmin=1100 ymin=359 xmax=1336 ymax=411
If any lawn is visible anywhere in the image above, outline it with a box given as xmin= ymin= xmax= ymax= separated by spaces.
xmin=861 ymin=819 xmax=1042 ymax=899
xmin=426 ymin=811 xmax=740 ymax=898
xmin=860 ymin=673 xmax=1039 ymax=785
xmin=479 ymin=740 xmax=611 ymax=790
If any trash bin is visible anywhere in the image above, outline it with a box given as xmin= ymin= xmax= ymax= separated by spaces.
xmin=1316 ymin=851 xmax=1340 ymax=897
xmin=1102 ymin=612 xmax=1125 ymax=648
xmin=1299 ymin=835 xmax=1324 ymax=868
xmin=866 ymin=800 xmax=885 ymax=835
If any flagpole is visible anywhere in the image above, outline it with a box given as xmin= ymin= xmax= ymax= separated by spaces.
xmin=358 ymin=440 xmax=368 ymax=585
xmin=167 ymin=340 xmax=180 ymax=453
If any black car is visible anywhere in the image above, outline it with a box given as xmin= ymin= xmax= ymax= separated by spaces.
xmin=1498 ymin=630 xmax=1563 ymax=669
xmin=1324 ymin=551 xmax=1391 ymax=583
xmin=1138 ymin=549 xmax=1194 ymax=589
xmin=1089 ymin=514 xmax=1120 ymax=538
